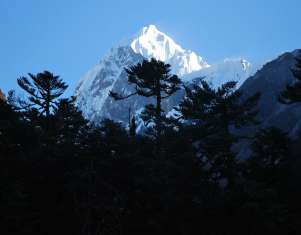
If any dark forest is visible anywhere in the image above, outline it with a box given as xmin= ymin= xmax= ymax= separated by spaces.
xmin=1 ymin=57 xmax=301 ymax=235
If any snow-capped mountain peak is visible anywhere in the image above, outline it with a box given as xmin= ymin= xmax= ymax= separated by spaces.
xmin=182 ymin=57 xmax=254 ymax=88
xmin=76 ymin=25 xmax=254 ymax=124
xmin=130 ymin=25 xmax=209 ymax=76
xmin=130 ymin=24 xmax=184 ymax=61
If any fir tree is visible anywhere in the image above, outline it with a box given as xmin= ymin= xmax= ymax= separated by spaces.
xmin=128 ymin=107 xmax=137 ymax=138
xmin=241 ymin=127 xmax=292 ymax=233
xmin=99 ymin=119 xmax=129 ymax=156
xmin=110 ymin=58 xmax=181 ymax=151
xmin=177 ymin=80 xmax=260 ymax=185
xmin=53 ymin=97 xmax=88 ymax=149
xmin=247 ymin=127 xmax=291 ymax=182
xmin=129 ymin=116 xmax=136 ymax=138
xmin=17 ymin=71 xmax=68 ymax=118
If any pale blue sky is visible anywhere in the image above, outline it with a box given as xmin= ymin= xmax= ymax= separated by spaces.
xmin=1 ymin=0 xmax=300 ymax=95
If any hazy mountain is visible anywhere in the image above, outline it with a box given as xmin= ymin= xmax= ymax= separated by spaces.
xmin=240 ymin=49 xmax=301 ymax=137
xmin=182 ymin=58 xmax=253 ymax=88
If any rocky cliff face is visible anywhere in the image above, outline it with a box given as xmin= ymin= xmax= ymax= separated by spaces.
xmin=0 ymin=89 xmax=5 ymax=102
xmin=240 ymin=49 xmax=301 ymax=136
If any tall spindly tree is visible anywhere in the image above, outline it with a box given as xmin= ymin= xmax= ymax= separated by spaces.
xmin=17 ymin=71 xmax=68 ymax=117
xmin=279 ymin=53 xmax=301 ymax=104
xmin=110 ymin=58 xmax=181 ymax=150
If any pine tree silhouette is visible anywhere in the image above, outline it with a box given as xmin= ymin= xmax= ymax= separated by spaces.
xmin=177 ymin=80 xmax=260 ymax=185
xmin=110 ymin=58 xmax=181 ymax=152
xmin=129 ymin=116 xmax=137 ymax=138
xmin=53 ymin=97 xmax=88 ymax=148
xmin=17 ymin=71 xmax=68 ymax=118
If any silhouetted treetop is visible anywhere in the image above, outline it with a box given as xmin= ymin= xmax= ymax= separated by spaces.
xmin=110 ymin=58 xmax=182 ymax=152
xmin=110 ymin=58 xmax=181 ymax=100
xmin=17 ymin=71 xmax=68 ymax=117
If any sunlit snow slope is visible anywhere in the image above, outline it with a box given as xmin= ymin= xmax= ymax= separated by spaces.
xmin=76 ymin=25 xmax=254 ymax=124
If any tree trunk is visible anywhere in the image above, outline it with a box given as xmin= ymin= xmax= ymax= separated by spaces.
xmin=45 ymin=81 xmax=51 ymax=134
xmin=46 ymin=78 xmax=51 ymax=119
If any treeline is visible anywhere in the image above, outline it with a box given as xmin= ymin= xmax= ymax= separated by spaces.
xmin=1 ymin=57 xmax=301 ymax=235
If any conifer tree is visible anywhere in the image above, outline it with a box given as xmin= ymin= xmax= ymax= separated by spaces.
xmin=279 ymin=53 xmax=301 ymax=104
xmin=177 ymin=80 xmax=260 ymax=184
xmin=53 ymin=97 xmax=88 ymax=148
xmin=17 ymin=71 xmax=68 ymax=118
xmin=128 ymin=107 xmax=137 ymax=138
xmin=129 ymin=116 xmax=136 ymax=138
xmin=97 ymin=118 xmax=129 ymax=156
xmin=248 ymin=127 xmax=291 ymax=180
xmin=110 ymin=58 xmax=181 ymax=151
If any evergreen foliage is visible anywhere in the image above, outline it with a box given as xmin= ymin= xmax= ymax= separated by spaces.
xmin=17 ymin=71 xmax=68 ymax=117
xmin=110 ymin=58 xmax=181 ymax=149
xmin=0 ymin=67 xmax=300 ymax=235
xmin=176 ymin=80 xmax=260 ymax=185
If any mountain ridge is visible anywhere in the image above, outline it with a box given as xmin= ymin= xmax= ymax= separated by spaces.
xmin=240 ymin=49 xmax=301 ymax=137
xmin=75 ymin=25 xmax=254 ymax=124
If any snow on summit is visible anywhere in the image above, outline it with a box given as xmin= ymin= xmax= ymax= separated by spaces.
xmin=75 ymin=25 xmax=254 ymax=124
xmin=130 ymin=25 xmax=184 ymax=61
xmin=130 ymin=25 xmax=209 ymax=76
